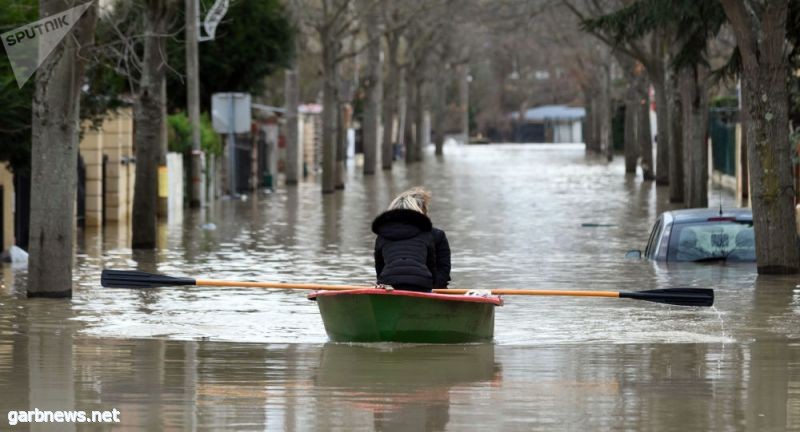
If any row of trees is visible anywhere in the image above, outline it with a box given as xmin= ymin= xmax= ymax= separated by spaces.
xmin=283 ymin=0 xmax=556 ymax=192
xmin=285 ymin=0 xmax=473 ymax=193
xmin=564 ymin=0 xmax=800 ymax=274
xmin=9 ymin=0 xmax=518 ymax=297
xmin=1 ymin=0 xmax=293 ymax=296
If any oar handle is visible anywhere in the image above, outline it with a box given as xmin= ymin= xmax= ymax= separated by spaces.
xmin=434 ymin=289 xmax=620 ymax=298
xmin=196 ymin=279 xmax=361 ymax=291
xmin=200 ymin=282 xmax=623 ymax=297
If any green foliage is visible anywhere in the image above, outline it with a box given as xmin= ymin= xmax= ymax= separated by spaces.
xmin=167 ymin=111 xmax=222 ymax=156
xmin=81 ymin=57 xmax=129 ymax=131
xmin=710 ymin=96 xmax=738 ymax=108
xmin=200 ymin=113 xmax=222 ymax=156
xmin=167 ymin=112 xmax=192 ymax=153
xmin=166 ymin=0 xmax=295 ymax=112
xmin=582 ymin=0 xmax=726 ymax=71
xmin=0 ymin=0 xmax=37 ymax=174
xmin=0 ymin=0 xmax=127 ymax=173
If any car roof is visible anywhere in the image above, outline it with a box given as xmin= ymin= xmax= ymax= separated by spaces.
xmin=662 ymin=207 xmax=752 ymax=224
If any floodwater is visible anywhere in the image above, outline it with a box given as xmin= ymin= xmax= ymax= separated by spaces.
xmin=2 ymin=143 xmax=800 ymax=430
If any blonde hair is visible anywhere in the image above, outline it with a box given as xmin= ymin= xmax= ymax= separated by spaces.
xmin=388 ymin=187 xmax=431 ymax=215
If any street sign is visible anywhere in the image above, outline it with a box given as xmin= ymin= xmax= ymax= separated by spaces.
xmin=198 ymin=0 xmax=229 ymax=42
xmin=211 ymin=93 xmax=251 ymax=134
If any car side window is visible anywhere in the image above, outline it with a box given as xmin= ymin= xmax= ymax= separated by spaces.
xmin=645 ymin=219 xmax=662 ymax=259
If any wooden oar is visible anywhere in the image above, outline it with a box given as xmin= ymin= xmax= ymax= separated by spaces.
xmin=100 ymin=269 xmax=714 ymax=307
xmin=438 ymin=288 xmax=713 ymax=307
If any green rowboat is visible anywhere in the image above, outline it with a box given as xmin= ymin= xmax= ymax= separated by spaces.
xmin=308 ymin=288 xmax=502 ymax=343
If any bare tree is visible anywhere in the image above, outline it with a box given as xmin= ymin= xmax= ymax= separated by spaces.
xmin=381 ymin=12 xmax=401 ymax=169
xmin=361 ymin=0 xmax=381 ymax=174
xmin=380 ymin=1 xmax=443 ymax=167
xmin=567 ymin=1 xmax=677 ymax=187
xmin=94 ymin=0 xmax=180 ymax=248
xmin=28 ymin=0 xmax=97 ymax=297
xmin=291 ymin=0 xmax=381 ymax=192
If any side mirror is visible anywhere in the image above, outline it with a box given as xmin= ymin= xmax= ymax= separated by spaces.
xmin=625 ymin=250 xmax=642 ymax=260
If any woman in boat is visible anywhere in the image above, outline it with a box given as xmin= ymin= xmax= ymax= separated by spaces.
xmin=372 ymin=187 xmax=451 ymax=292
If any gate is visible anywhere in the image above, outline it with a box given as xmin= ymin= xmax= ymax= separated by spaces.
xmin=13 ymin=174 xmax=30 ymax=250
xmin=0 ymin=186 xmax=4 ymax=250
xmin=77 ymin=155 xmax=86 ymax=228
xmin=709 ymin=108 xmax=737 ymax=176
xmin=102 ymin=154 xmax=109 ymax=226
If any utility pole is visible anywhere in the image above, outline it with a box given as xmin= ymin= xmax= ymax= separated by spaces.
xmin=186 ymin=0 xmax=205 ymax=207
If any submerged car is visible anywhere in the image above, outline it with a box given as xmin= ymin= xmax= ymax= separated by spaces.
xmin=627 ymin=208 xmax=755 ymax=263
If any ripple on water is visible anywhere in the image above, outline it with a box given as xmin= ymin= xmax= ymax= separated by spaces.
xmin=0 ymin=144 xmax=772 ymax=346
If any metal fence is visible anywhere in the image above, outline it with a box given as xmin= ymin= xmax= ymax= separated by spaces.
xmin=709 ymin=108 xmax=738 ymax=176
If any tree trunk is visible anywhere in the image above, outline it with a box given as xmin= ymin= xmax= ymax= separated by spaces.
xmin=28 ymin=0 xmax=96 ymax=297
xmin=680 ymin=65 xmax=710 ymax=208
xmin=132 ymin=1 xmax=173 ymax=249
xmin=321 ymin=35 xmax=337 ymax=194
xmin=414 ymin=76 xmax=426 ymax=162
xmin=582 ymin=92 xmax=591 ymax=149
xmin=433 ymin=73 xmax=446 ymax=155
xmin=593 ymin=92 xmax=604 ymax=152
xmin=405 ymin=69 xmax=416 ymax=163
xmin=363 ymin=8 xmax=382 ymax=175
xmin=458 ymin=65 xmax=469 ymax=143
xmin=636 ymin=77 xmax=655 ymax=180
xmin=666 ymin=69 xmax=684 ymax=203
xmin=624 ymin=84 xmax=638 ymax=174
xmin=335 ymin=102 xmax=347 ymax=190
xmin=284 ymin=67 xmax=301 ymax=184
xmin=652 ymin=76 xmax=670 ymax=185
xmin=397 ymin=68 xmax=407 ymax=161
xmin=583 ymin=89 xmax=597 ymax=152
xmin=721 ymin=0 xmax=798 ymax=273
xmin=598 ymin=65 xmax=612 ymax=161
xmin=382 ymin=36 xmax=399 ymax=170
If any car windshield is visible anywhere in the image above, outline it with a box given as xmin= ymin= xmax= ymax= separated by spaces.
xmin=667 ymin=220 xmax=755 ymax=262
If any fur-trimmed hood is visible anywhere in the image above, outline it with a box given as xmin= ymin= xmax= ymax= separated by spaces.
xmin=371 ymin=209 xmax=433 ymax=240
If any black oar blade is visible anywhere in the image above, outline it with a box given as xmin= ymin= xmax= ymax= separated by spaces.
xmin=101 ymin=269 xmax=196 ymax=289
xmin=619 ymin=288 xmax=714 ymax=307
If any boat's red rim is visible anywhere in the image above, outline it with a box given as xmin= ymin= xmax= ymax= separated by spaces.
xmin=307 ymin=288 xmax=503 ymax=306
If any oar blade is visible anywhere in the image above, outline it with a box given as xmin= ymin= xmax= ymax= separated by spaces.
xmin=620 ymin=288 xmax=714 ymax=307
xmin=101 ymin=269 xmax=196 ymax=289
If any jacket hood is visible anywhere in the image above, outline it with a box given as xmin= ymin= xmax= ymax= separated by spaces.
xmin=372 ymin=209 xmax=432 ymax=240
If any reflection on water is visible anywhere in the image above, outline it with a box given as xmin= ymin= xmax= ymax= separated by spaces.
xmin=314 ymin=344 xmax=499 ymax=431
xmin=2 ymin=144 xmax=800 ymax=430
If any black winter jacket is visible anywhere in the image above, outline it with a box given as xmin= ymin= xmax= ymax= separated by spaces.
xmin=372 ymin=209 xmax=436 ymax=291
xmin=431 ymin=228 xmax=451 ymax=288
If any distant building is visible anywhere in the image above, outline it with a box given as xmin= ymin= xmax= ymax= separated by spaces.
xmin=510 ymin=105 xmax=585 ymax=143
xmin=78 ymin=109 xmax=136 ymax=228
xmin=0 ymin=109 xmax=138 ymax=256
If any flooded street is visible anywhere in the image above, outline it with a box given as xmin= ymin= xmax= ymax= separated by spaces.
xmin=3 ymin=144 xmax=800 ymax=430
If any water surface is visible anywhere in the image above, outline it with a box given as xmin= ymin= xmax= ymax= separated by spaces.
xmin=2 ymin=143 xmax=799 ymax=430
